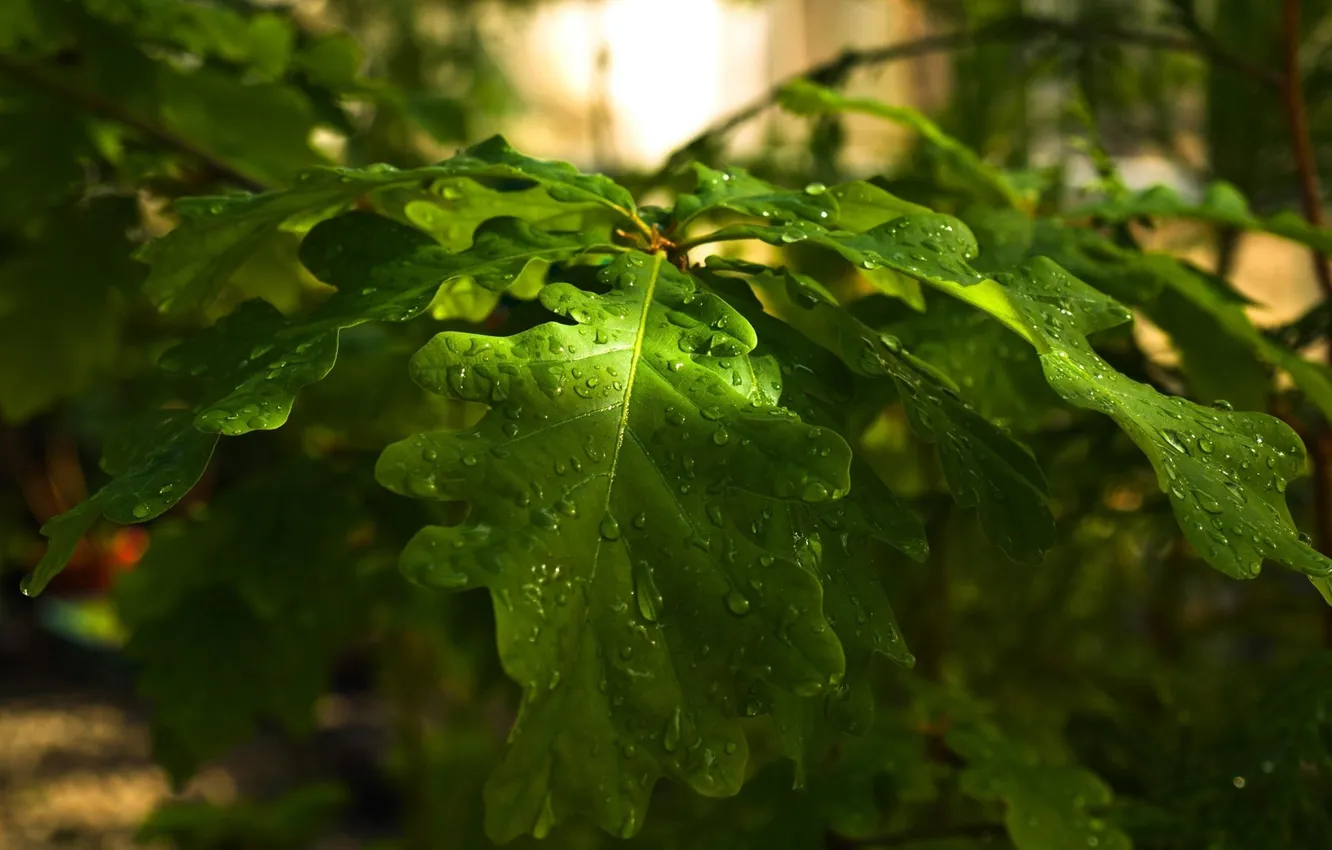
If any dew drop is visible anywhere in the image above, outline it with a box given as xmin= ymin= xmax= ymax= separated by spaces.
xmin=725 ymin=591 xmax=751 ymax=616
xmin=1195 ymin=490 xmax=1223 ymax=514
xmin=600 ymin=514 xmax=622 ymax=540
xmin=1161 ymin=429 xmax=1190 ymax=455
xmin=634 ymin=562 xmax=663 ymax=623
xmin=706 ymin=503 xmax=724 ymax=527
xmin=662 ymin=708 xmax=682 ymax=752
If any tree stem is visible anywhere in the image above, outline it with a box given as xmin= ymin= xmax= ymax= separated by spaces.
xmin=1278 ymin=0 xmax=1332 ymax=643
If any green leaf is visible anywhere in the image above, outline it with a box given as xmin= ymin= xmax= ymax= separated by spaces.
xmin=1072 ymin=181 xmax=1332 ymax=257
xmin=950 ymin=726 xmax=1131 ymax=850
xmin=376 ymin=252 xmax=856 ymax=840
xmin=675 ymin=163 xmax=839 ymax=228
xmin=778 ymin=80 xmax=1029 ymax=209
xmin=707 ymin=257 xmax=1053 ymax=563
xmin=114 ymin=463 xmax=378 ymax=778
xmin=158 ymin=69 xmax=326 ymax=186
xmin=26 ymin=212 xmax=604 ymax=595
xmin=293 ymin=33 xmax=363 ymax=90
xmin=995 ymin=257 xmax=1331 ymax=580
xmin=137 ymin=784 xmax=346 ymax=850
xmin=0 ymin=0 xmax=43 ymax=51
xmin=715 ymin=294 xmax=925 ymax=749
xmin=1028 ymin=221 xmax=1332 ymax=418
xmin=0 ymin=90 xmax=95 ymax=227
xmin=828 ymin=181 xmax=932 ymax=232
xmin=22 ymin=409 xmax=218 ymax=596
xmin=164 ymin=211 xmax=596 ymax=436
xmin=876 ymin=294 xmax=1059 ymax=431
xmin=705 ymin=209 xmax=1329 ymax=581
xmin=138 ymin=135 xmax=640 ymax=314
xmin=0 ymin=199 xmax=138 ymax=421
xmin=244 ymin=13 xmax=293 ymax=82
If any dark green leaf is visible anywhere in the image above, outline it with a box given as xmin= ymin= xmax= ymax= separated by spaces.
xmin=138 ymin=136 xmax=640 ymax=314
xmin=376 ymin=252 xmax=855 ymax=840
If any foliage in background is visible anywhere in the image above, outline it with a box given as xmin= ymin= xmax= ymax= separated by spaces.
xmin=5 ymin=2 xmax=1332 ymax=850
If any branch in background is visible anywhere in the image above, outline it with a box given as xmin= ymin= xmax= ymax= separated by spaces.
xmin=652 ymin=14 xmax=1280 ymax=183
xmin=1278 ymin=0 xmax=1332 ymax=644
xmin=0 ymin=58 xmax=271 ymax=193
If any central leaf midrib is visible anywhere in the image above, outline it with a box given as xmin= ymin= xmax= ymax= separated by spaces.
xmin=600 ymin=251 xmax=666 ymax=516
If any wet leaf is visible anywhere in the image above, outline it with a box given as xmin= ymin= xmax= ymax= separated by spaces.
xmin=25 ymin=213 xmax=604 ymax=594
xmin=675 ymin=163 xmax=839 ymax=228
xmin=139 ymin=135 xmax=639 ymax=314
xmin=376 ymin=252 xmax=854 ymax=840
xmin=708 ymin=257 xmax=1053 ymax=563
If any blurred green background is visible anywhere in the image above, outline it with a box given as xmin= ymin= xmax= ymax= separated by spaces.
xmin=4 ymin=1 xmax=1332 ymax=849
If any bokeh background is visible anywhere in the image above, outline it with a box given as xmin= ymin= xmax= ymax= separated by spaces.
xmin=4 ymin=1 xmax=1332 ymax=848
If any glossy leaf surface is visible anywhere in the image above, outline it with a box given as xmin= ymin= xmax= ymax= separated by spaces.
xmin=377 ymin=252 xmax=854 ymax=840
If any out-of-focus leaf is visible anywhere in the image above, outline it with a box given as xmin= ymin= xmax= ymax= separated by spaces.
xmin=137 ymin=784 xmax=346 ymax=850
xmin=115 ymin=464 xmax=381 ymax=778
xmin=950 ymin=726 xmax=1131 ymax=850
xmin=779 ymin=80 xmax=1030 ymax=209
xmin=0 ymin=199 xmax=137 ymax=421
xmin=1073 ymin=182 xmax=1332 ymax=256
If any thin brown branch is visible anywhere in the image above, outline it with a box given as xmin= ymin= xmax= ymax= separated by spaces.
xmin=1279 ymin=0 xmax=1332 ymax=644
xmin=652 ymin=14 xmax=1279 ymax=183
xmin=0 ymin=58 xmax=271 ymax=193
xmin=1281 ymin=0 xmax=1332 ymax=296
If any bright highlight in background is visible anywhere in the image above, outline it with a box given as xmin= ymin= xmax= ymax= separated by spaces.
xmin=511 ymin=0 xmax=769 ymax=169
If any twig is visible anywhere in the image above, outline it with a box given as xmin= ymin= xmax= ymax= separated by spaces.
xmin=1278 ymin=0 xmax=1332 ymax=643
xmin=652 ymin=14 xmax=1279 ymax=183
xmin=0 ymin=58 xmax=271 ymax=192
